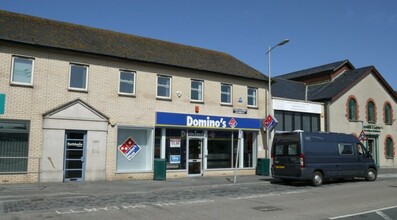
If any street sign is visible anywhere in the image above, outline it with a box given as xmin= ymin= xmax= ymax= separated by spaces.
xmin=263 ymin=114 xmax=278 ymax=132
xmin=118 ymin=137 xmax=142 ymax=161
xmin=359 ymin=130 xmax=368 ymax=141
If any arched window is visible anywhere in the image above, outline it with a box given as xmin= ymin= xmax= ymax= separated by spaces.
xmin=367 ymin=101 xmax=376 ymax=123
xmin=384 ymin=103 xmax=392 ymax=125
xmin=385 ymin=137 xmax=394 ymax=159
xmin=348 ymin=98 xmax=357 ymax=121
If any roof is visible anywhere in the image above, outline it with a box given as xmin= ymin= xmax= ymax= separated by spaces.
xmin=272 ymin=78 xmax=307 ymax=100
xmin=273 ymin=64 xmax=397 ymax=102
xmin=277 ymin=60 xmax=352 ymax=80
xmin=0 ymin=10 xmax=267 ymax=81
xmin=308 ymin=66 xmax=373 ymax=101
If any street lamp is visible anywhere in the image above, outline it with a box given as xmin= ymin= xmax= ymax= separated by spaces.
xmin=266 ymin=39 xmax=289 ymax=157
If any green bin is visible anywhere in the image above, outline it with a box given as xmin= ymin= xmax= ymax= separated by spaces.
xmin=154 ymin=159 xmax=167 ymax=180
xmin=256 ymin=158 xmax=270 ymax=176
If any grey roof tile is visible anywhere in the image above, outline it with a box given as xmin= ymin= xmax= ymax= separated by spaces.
xmin=272 ymin=78 xmax=306 ymax=100
xmin=308 ymin=66 xmax=372 ymax=101
xmin=277 ymin=60 xmax=350 ymax=80
xmin=0 ymin=10 xmax=266 ymax=81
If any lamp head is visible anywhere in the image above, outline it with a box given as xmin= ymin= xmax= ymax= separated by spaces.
xmin=277 ymin=39 xmax=289 ymax=46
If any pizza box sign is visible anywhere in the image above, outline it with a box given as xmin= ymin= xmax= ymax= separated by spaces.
xmin=118 ymin=137 xmax=142 ymax=161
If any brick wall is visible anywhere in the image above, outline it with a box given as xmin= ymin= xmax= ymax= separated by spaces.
xmin=0 ymin=42 xmax=267 ymax=183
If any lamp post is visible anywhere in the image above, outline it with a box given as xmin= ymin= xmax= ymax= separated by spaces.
xmin=266 ymin=39 xmax=289 ymax=157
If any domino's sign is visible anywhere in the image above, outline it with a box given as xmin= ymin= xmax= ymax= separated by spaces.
xmin=156 ymin=112 xmax=260 ymax=129
xmin=118 ymin=137 xmax=142 ymax=161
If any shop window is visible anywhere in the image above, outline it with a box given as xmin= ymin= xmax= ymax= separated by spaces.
xmin=274 ymin=111 xmax=283 ymax=131
xmin=220 ymin=83 xmax=232 ymax=105
xmin=69 ymin=63 xmax=88 ymax=91
xmin=165 ymin=129 xmax=186 ymax=170
xmin=191 ymin=80 xmax=203 ymax=102
xmin=116 ymin=127 xmax=153 ymax=172
xmin=348 ymin=98 xmax=358 ymax=121
xmin=385 ymin=137 xmax=394 ymax=159
xmin=207 ymin=130 xmax=254 ymax=169
xmin=284 ymin=112 xmax=293 ymax=131
xmin=367 ymin=100 xmax=376 ymax=124
xmin=157 ymin=75 xmax=171 ymax=99
xmin=208 ymin=130 xmax=233 ymax=168
xmin=11 ymin=56 xmax=34 ymax=86
xmin=119 ymin=70 xmax=136 ymax=95
xmin=154 ymin=128 xmax=187 ymax=170
xmin=243 ymin=132 xmax=256 ymax=168
xmin=274 ymin=110 xmax=320 ymax=132
xmin=247 ymin=87 xmax=257 ymax=107
xmin=384 ymin=102 xmax=393 ymax=125
xmin=0 ymin=120 xmax=29 ymax=173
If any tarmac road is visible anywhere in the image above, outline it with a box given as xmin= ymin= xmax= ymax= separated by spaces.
xmin=0 ymin=168 xmax=396 ymax=220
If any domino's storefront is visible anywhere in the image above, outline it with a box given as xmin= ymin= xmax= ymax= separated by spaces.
xmin=154 ymin=112 xmax=261 ymax=176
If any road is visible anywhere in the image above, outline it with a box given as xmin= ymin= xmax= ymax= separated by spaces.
xmin=1 ymin=177 xmax=396 ymax=219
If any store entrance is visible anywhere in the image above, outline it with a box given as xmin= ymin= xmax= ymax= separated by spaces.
xmin=188 ymin=138 xmax=204 ymax=175
xmin=64 ymin=130 xmax=86 ymax=182
xmin=367 ymin=137 xmax=378 ymax=167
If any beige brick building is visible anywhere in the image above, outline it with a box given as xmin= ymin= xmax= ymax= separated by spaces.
xmin=0 ymin=11 xmax=269 ymax=183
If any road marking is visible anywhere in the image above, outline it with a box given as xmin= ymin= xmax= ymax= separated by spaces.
xmin=376 ymin=211 xmax=393 ymax=220
xmin=329 ymin=205 xmax=397 ymax=219
xmin=55 ymin=199 xmax=214 ymax=215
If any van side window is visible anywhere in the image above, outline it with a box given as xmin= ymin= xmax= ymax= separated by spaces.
xmin=338 ymin=144 xmax=353 ymax=155
xmin=357 ymin=144 xmax=364 ymax=155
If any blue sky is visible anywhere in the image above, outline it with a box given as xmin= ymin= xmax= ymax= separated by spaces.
xmin=1 ymin=0 xmax=397 ymax=89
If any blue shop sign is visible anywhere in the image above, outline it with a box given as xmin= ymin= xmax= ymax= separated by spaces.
xmin=156 ymin=112 xmax=260 ymax=130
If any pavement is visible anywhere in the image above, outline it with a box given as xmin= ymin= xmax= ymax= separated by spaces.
xmin=1 ymin=168 xmax=396 ymax=201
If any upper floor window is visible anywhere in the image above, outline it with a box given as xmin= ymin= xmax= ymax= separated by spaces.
xmin=348 ymin=97 xmax=358 ymax=121
xmin=367 ymin=100 xmax=376 ymax=123
xmin=384 ymin=102 xmax=393 ymax=125
xmin=247 ymin=87 xmax=257 ymax=107
xmin=119 ymin=70 xmax=136 ymax=95
xmin=69 ymin=64 xmax=88 ymax=91
xmin=191 ymin=80 xmax=203 ymax=102
xmin=221 ymin=83 xmax=232 ymax=105
xmin=157 ymin=75 xmax=171 ymax=99
xmin=11 ymin=56 xmax=34 ymax=86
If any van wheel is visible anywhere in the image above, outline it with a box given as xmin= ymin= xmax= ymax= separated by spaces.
xmin=312 ymin=171 xmax=323 ymax=187
xmin=366 ymin=168 xmax=377 ymax=181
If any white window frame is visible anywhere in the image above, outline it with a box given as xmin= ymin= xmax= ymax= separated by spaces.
xmin=156 ymin=75 xmax=172 ymax=99
xmin=118 ymin=70 xmax=136 ymax=96
xmin=247 ymin=87 xmax=258 ymax=107
xmin=69 ymin=63 xmax=89 ymax=91
xmin=220 ymin=83 xmax=232 ymax=105
xmin=191 ymin=79 xmax=204 ymax=102
xmin=10 ymin=56 xmax=34 ymax=86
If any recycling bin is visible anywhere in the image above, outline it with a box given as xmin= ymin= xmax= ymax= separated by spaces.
xmin=256 ymin=158 xmax=270 ymax=176
xmin=154 ymin=159 xmax=167 ymax=180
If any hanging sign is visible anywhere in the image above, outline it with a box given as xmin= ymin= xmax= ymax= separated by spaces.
xmin=263 ymin=114 xmax=278 ymax=132
xmin=118 ymin=137 xmax=142 ymax=161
